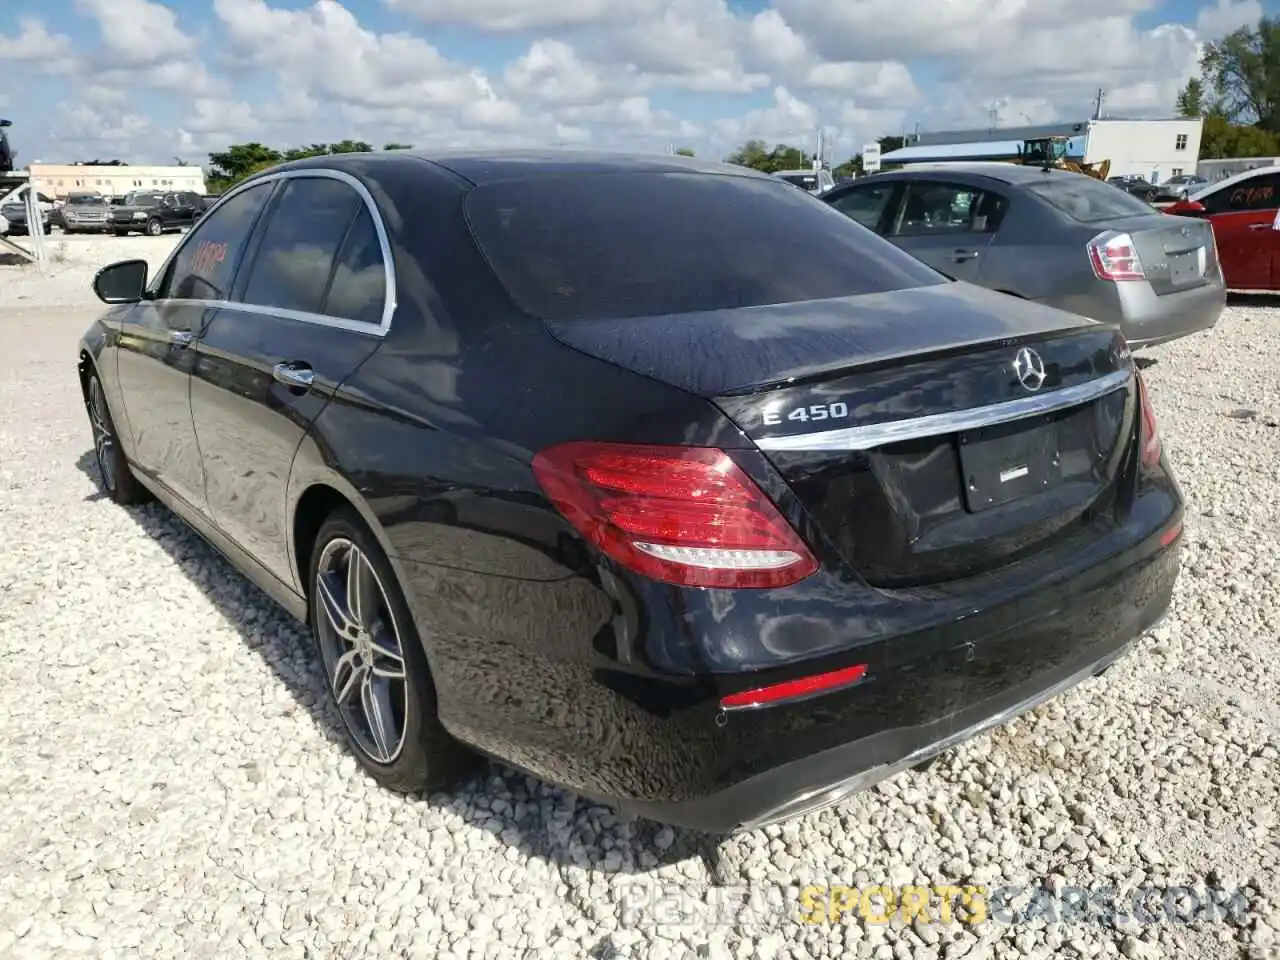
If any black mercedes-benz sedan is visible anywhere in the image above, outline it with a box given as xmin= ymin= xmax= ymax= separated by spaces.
xmin=77 ymin=149 xmax=1184 ymax=834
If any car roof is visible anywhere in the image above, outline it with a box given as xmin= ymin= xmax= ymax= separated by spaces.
xmin=272 ymin=148 xmax=777 ymax=186
xmin=863 ymin=161 xmax=1089 ymax=185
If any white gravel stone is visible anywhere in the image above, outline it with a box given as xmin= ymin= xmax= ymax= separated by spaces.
xmin=1 ymin=240 xmax=1278 ymax=958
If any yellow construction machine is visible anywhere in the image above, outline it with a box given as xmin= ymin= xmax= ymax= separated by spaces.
xmin=1015 ymin=136 xmax=1111 ymax=180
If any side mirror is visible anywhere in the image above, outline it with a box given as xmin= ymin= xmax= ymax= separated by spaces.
xmin=93 ymin=259 xmax=149 ymax=304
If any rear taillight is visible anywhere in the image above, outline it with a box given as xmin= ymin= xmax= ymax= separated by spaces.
xmin=1136 ymin=371 xmax=1161 ymax=466
xmin=532 ymin=441 xmax=819 ymax=589
xmin=1088 ymin=231 xmax=1145 ymax=281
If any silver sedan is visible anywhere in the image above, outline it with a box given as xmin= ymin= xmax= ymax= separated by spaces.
xmin=823 ymin=162 xmax=1226 ymax=348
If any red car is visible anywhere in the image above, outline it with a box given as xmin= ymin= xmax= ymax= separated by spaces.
xmin=1166 ymin=165 xmax=1280 ymax=291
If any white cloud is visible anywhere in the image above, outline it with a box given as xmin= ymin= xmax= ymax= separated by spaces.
xmin=384 ymin=0 xmax=619 ymax=31
xmin=1194 ymin=0 xmax=1264 ymax=40
xmin=0 ymin=0 xmax=1259 ymax=164
xmin=0 ymin=18 xmax=76 ymax=72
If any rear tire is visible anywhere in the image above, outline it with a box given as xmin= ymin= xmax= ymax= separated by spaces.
xmin=307 ymin=507 xmax=476 ymax=794
xmin=85 ymin=372 xmax=150 ymax=506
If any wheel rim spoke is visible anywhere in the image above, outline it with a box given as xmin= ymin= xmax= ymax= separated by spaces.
xmin=315 ymin=568 xmax=355 ymax=636
xmin=360 ymin=673 xmax=396 ymax=761
xmin=331 ymin=647 xmax=364 ymax=704
xmin=346 ymin=546 xmax=368 ymax=629
xmin=314 ymin=537 xmax=409 ymax=765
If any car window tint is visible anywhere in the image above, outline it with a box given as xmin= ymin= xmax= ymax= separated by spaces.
xmin=163 ymin=182 xmax=272 ymax=301
xmin=464 ymin=172 xmax=946 ymax=322
xmin=1025 ymin=175 xmax=1154 ymax=222
xmin=890 ymin=182 xmax=1007 ymax=236
xmin=322 ymin=205 xmax=387 ymax=325
xmin=828 ymin=182 xmax=895 ymax=230
xmin=240 ymin=177 xmax=361 ymax=315
xmin=1201 ymin=172 xmax=1280 ymax=214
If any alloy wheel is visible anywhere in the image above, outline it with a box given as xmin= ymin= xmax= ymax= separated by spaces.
xmin=314 ymin=537 xmax=409 ymax=764
xmin=88 ymin=377 xmax=116 ymax=493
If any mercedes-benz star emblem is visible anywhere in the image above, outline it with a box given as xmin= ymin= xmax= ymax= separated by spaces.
xmin=1013 ymin=347 xmax=1046 ymax=392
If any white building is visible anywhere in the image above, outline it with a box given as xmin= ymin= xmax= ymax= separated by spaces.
xmin=28 ymin=164 xmax=207 ymax=201
xmin=883 ymin=118 xmax=1204 ymax=183
xmin=1196 ymin=156 xmax=1280 ymax=183
xmin=1080 ymin=119 xmax=1203 ymax=181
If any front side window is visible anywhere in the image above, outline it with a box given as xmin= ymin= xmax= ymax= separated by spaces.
xmin=827 ymin=181 xmax=896 ymax=230
xmin=238 ymin=176 xmax=363 ymax=316
xmin=464 ymin=171 xmax=946 ymax=322
xmin=890 ymin=181 xmax=1008 ymax=236
xmin=160 ymin=182 xmax=272 ymax=301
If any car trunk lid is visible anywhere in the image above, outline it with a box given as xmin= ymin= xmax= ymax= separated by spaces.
xmin=1100 ymin=213 xmax=1218 ymax=295
xmin=547 ymin=283 xmax=1138 ymax=587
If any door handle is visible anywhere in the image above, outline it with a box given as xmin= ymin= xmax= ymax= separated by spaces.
xmin=952 ymin=249 xmax=980 ymax=262
xmin=1247 ymin=223 xmax=1270 ymax=231
xmin=272 ymin=362 xmax=315 ymax=389
xmin=169 ymin=330 xmax=194 ymax=347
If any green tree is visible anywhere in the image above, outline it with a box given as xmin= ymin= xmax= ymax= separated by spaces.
xmin=383 ymin=143 xmax=413 ymax=151
xmin=207 ymin=142 xmax=282 ymax=183
xmin=283 ymin=143 xmax=332 ymax=161
xmin=329 ymin=139 xmax=373 ymax=154
xmin=1199 ymin=16 xmax=1280 ymax=131
xmin=1199 ymin=112 xmax=1280 ymax=158
xmin=1177 ymin=77 xmax=1207 ymax=117
xmin=674 ymin=146 xmax=695 ymax=157
xmin=725 ymin=140 xmax=815 ymax=173
xmin=832 ymin=155 xmax=862 ymax=179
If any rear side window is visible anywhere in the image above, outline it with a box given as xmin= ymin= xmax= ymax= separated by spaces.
xmin=240 ymin=177 xmax=361 ymax=315
xmin=1025 ymin=174 xmax=1155 ymax=222
xmin=889 ymin=181 xmax=1008 ymax=236
xmin=463 ymin=172 xmax=946 ymax=322
xmin=322 ymin=206 xmax=387 ymax=325
xmin=1200 ymin=172 xmax=1280 ymax=214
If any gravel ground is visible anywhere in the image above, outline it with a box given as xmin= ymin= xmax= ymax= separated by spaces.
xmin=1 ymin=241 xmax=1278 ymax=960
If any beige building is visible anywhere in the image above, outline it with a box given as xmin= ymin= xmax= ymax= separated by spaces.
xmin=29 ymin=164 xmax=207 ymax=200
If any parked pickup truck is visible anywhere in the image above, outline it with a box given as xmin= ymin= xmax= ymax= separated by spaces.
xmin=109 ymin=190 xmax=204 ymax=236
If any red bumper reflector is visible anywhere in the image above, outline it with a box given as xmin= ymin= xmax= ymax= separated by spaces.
xmin=1160 ymin=520 xmax=1182 ymax=547
xmin=720 ymin=663 xmax=869 ymax=710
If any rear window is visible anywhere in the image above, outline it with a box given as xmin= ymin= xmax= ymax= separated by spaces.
xmin=462 ymin=172 xmax=945 ymax=321
xmin=1026 ymin=175 xmax=1155 ymax=222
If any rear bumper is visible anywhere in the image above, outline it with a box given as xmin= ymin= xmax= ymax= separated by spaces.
xmin=1115 ymin=277 xmax=1227 ymax=348
xmin=423 ymin=469 xmax=1184 ymax=835
xmin=623 ymin=588 xmax=1169 ymax=834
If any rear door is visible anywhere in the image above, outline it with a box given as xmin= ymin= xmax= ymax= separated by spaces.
xmin=1196 ymin=171 xmax=1280 ymax=289
xmin=190 ymin=171 xmax=391 ymax=591
xmin=881 ymin=179 xmax=1009 ymax=283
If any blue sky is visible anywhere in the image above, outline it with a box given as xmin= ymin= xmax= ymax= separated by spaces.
xmin=0 ymin=0 xmax=1266 ymax=167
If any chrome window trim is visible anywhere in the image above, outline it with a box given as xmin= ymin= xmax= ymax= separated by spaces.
xmin=144 ymin=167 xmax=397 ymax=337
xmin=755 ymin=368 xmax=1133 ymax=452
